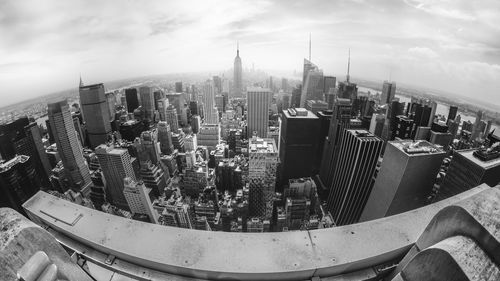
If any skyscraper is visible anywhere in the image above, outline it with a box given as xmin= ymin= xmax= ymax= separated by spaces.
xmin=95 ymin=144 xmax=136 ymax=210
xmin=47 ymin=100 xmax=92 ymax=194
xmin=279 ymin=108 xmax=320 ymax=185
xmin=472 ymin=110 xmax=483 ymax=140
xmin=319 ymin=98 xmax=352 ymax=190
xmin=139 ymin=86 xmax=155 ymax=121
xmin=326 ymin=130 xmax=383 ymax=226
xmin=79 ymin=83 xmax=112 ymax=148
xmin=125 ymin=88 xmax=139 ymax=113
xmin=158 ymin=121 xmax=174 ymax=155
xmin=360 ymin=140 xmax=445 ymax=221
xmin=248 ymin=137 xmax=278 ymax=219
xmin=202 ymin=80 xmax=219 ymax=124
xmin=233 ymin=43 xmax=243 ymax=99
xmin=123 ymin=177 xmax=158 ymax=224
xmin=447 ymin=105 xmax=458 ymax=123
xmin=247 ymin=87 xmax=272 ymax=138
xmin=437 ymin=148 xmax=500 ymax=201
xmin=300 ymin=66 xmax=324 ymax=107
xmin=166 ymin=105 xmax=179 ymax=132
xmin=0 ymin=117 xmax=51 ymax=187
xmin=0 ymin=155 xmax=40 ymax=214
xmin=380 ymin=81 xmax=396 ymax=105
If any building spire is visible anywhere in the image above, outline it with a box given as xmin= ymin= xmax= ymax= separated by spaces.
xmin=79 ymin=73 xmax=84 ymax=88
xmin=237 ymin=41 xmax=239 ymax=57
xmin=347 ymin=48 xmax=351 ymax=83
xmin=309 ymin=33 xmax=311 ymax=61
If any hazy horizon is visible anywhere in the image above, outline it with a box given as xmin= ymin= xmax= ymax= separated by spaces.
xmin=1 ymin=0 xmax=499 ymax=108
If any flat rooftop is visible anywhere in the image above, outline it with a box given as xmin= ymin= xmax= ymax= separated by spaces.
xmin=461 ymin=149 xmax=500 ymax=169
xmin=249 ymin=138 xmax=277 ymax=153
xmin=246 ymin=87 xmax=271 ymax=93
xmin=283 ymin=108 xmax=319 ymax=119
xmin=390 ymin=140 xmax=444 ymax=156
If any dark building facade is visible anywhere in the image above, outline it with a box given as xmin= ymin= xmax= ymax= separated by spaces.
xmin=279 ymin=108 xmax=320 ymax=187
xmin=326 ymin=130 xmax=383 ymax=226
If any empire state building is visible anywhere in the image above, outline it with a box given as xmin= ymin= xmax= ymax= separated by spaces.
xmin=233 ymin=43 xmax=243 ymax=98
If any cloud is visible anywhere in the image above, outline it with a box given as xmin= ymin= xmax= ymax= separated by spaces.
xmin=408 ymin=47 xmax=439 ymax=59
xmin=0 ymin=0 xmax=499 ymax=108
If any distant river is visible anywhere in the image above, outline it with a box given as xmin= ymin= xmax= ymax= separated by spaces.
xmin=358 ymin=86 xmax=498 ymax=132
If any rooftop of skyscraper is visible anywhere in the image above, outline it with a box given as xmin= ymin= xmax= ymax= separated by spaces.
xmin=283 ymin=108 xmax=318 ymax=119
xmin=462 ymin=148 xmax=500 ymax=169
xmin=391 ymin=140 xmax=444 ymax=155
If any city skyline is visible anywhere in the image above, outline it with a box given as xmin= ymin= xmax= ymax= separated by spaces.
xmin=1 ymin=0 xmax=499 ymax=107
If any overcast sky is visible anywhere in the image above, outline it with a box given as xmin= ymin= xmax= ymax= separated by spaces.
xmin=0 ymin=0 xmax=499 ymax=107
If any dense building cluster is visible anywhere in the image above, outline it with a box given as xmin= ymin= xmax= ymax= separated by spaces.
xmin=1 ymin=44 xmax=500 ymax=233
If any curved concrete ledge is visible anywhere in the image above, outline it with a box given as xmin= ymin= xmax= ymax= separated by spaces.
xmin=21 ymin=185 xmax=491 ymax=280
xmin=397 ymin=236 xmax=500 ymax=281
xmin=390 ymin=186 xmax=500 ymax=280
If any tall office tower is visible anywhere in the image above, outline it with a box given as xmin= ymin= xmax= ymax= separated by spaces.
xmin=189 ymin=101 xmax=199 ymax=116
xmin=281 ymin=78 xmax=289 ymax=92
xmin=48 ymin=100 xmax=92 ymax=193
xmin=139 ymin=160 xmax=167 ymax=197
xmin=175 ymin=82 xmax=183 ymax=93
xmin=248 ymin=137 xmax=278 ymax=219
xmin=437 ymin=148 xmax=500 ymax=201
xmin=125 ymin=88 xmax=139 ymax=113
xmin=281 ymin=93 xmax=292 ymax=111
xmin=386 ymin=100 xmax=406 ymax=140
xmin=279 ymin=108 xmax=320 ymax=185
xmin=166 ymin=105 xmax=179 ymax=132
xmin=157 ymin=121 xmax=174 ymax=155
xmin=447 ymin=106 xmax=458 ymax=123
xmin=485 ymin=120 xmax=492 ymax=136
xmin=393 ymin=115 xmax=414 ymax=139
xmin=79 ymin=83 xmax=112 ymax=148
xmin=166 ymin=93 xmax=186 ymax=126
xmin=123 ymin=177 xmax=158 ymax=224
xmin=300 ymin=67 xmax=324 ymax=107
xmin=153 ymin=90 xmax=165 ymax=110
xmin=139 ymin=86 xmax=155 ymax=121
xmin=472 ymin=110 xmax=483 ymax=140
xmin=247 ymin=87 xmax=272 ymax=138
xmin=215 ymin=95 xmax=225 ymax=114
xmin=380 ymin=81 xmax=396 ymax=105
xmin=156 ymin=98 xmax=169 ymax=121
xmin=213 ymin=76 xmax=222 ymax=94
xmin=89 ymin=170 xmax=106 ymax=209
xmin=191 ymin=115 xmax=201 ymax=134
xmin=315 ymin=110 xmax=332 ymax=171
xmin=326 ymin=130 xmax=383 ymax=226
xmin=138 ymin=130 xmax=161 ymax=165
xmin=25 ymin=121 xmax=52 ymax=182
xmin=290 ymin=85 xmax=302 ymax=108
xmin=0 ymin=155 xmax=40 ymax=214
xmin=171 ymin=131 xmax=185 ymax=153
xmin=105 ymin=92 xmax=116 ymax=121
xmin=95 ymin=144 xmax=136 ymax=210
xmin=302 ymin=59 xmax=317 ymax=90
xmin=0 ymin=118 xmax=51 ymax=187
xmin=319 ymin=98 xmax=352 ymax=190
xmin=233 ymin=43 xmax=243 ymax=98
xmin=184 ymin=134 xmax=198 ymax=152
xmin=323 ymin=76 xmax=336 ymax=96
xmin=360 ymin=140 xmax=445 ymax=221
xmin=202 ymin=80 xmax=219 ymax=124
xmin=369 ymin=113 xmax=386 ymax=138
